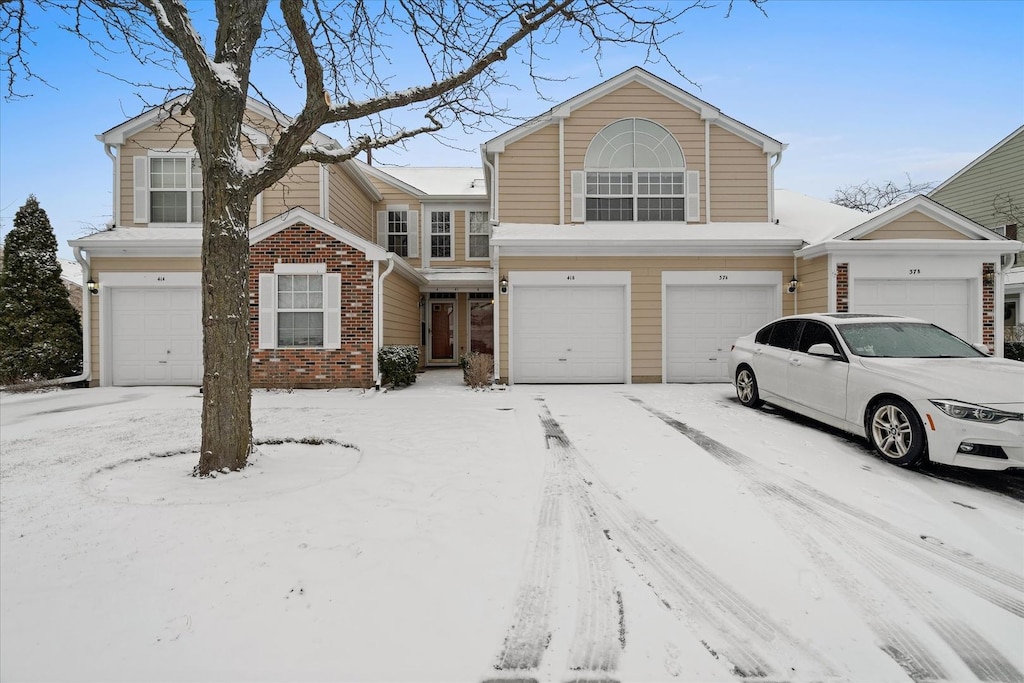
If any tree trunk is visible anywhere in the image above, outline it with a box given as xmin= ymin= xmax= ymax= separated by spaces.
xmin=195 ymin=188 xmax=252 ymax=475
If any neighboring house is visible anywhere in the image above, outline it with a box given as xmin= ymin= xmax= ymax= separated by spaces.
xmin=69 ymin=67 xmax=1023 ymax=388
xmin=930 ymin=125 xmax=1024 ymax=334
xmin=58 ymin=258 xmax=83 ymax=316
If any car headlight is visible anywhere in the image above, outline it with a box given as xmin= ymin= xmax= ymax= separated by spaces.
xmin=929 ymin=399 xmax=1023 ymax=424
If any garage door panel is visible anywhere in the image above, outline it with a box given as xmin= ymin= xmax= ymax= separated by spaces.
xmin=111 ymin=287 xmax=202 ymax=386
xmin=855 ymin=279 xmax=970 ymax=340
xmin=512 ymin=284 xmax=626 ymax=384
xmin=666 ymin=284 xmax=776 ymax=383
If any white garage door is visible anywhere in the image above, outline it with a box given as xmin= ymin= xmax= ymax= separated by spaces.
xmin=111 ymin=288 xmax=202 ymax=386
xmin=854 ymin=279 xmax=971 ymax=340
xmin=665 ymin=285 xmax=775 ymax=382
xmin=512 ymin=286 xmax=626 ymax=383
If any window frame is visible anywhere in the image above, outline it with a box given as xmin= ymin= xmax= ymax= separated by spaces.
xmin=145 ymin=151 xmax=203 ymax=226
xmin=429 ymin=209 xmax=453 ymax=261
xmin=387 ymin=209 xmax=410 ymax=257
xmin=466 ymin=210 xmax=491 ymax=260
xmin=276 ymin=273 xmax=325 ymax=348
xmin=257 ymin=263 xmax=341 ymax=350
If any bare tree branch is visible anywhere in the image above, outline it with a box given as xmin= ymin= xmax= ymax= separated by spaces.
xmin=832 ymin=174 xmax=937 ymax=213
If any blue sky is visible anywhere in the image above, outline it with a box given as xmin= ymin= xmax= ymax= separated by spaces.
xmin=1 ymin=0 xmax=1021 ymax=259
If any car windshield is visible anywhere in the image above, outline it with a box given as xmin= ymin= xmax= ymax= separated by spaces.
xmin=836 ymin=322 xmax=985 ymax=359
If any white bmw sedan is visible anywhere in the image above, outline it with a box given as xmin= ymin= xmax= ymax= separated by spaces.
xmin=728 ymin=313 xmax=1024 ymax=470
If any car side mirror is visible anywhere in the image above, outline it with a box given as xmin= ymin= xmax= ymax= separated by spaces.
xmin=807 ymin=342 xmax=838 ymax=358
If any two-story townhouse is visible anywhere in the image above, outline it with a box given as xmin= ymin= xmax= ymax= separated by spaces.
xmin=68 ymin=67 xmax=1022 ymax=388
xmin=929 ymin=126 xmax=1024 ymax=333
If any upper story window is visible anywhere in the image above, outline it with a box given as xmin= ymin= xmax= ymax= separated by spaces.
xmin=571 ymin=118 xmax=699 ymax=223
xmin=430 ymin=210 xmax=452 ymax=259
xmin=133 ymin=153 xmax=202 ymax=225
xmin=376 ymin=207 xmax=419 ymax=259
xmin=467 ymin=210 xmax=491 ymax=259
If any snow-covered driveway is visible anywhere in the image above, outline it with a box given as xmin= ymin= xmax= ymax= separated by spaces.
xmin=1 ymin=371 xmax=1021 ymax=682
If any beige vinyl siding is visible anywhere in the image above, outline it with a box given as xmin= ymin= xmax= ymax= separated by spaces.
xmin=119 ymin=117 xmax=197 ymax=228
xmin=498 ymin=123 xmax=560 ymax=224
xmin=370 ymin=183 xmax=424 ymax=268
xmin=496 ymin=255 xmax=792 ymax=381
xmin=382 ymin=271 xmax=422 ymax=358
xmin=260 ymin=161 xmax=322 ymax=220
xmin=709 ymin=124 xmax=769 ymax=222
xmin=87 ymin=257 xmax=202 ymax=386
xmin=930 ymin=129 xmax=1024 ymax=228
xmin=327 ymin=165 xmax=374 ymax=242
xmin=860 ymin=212 xmax=971 ymax=240
xmin=562 ymin=83 xmax=708 ymax=224
xmin=796 ymin=255 xmax=829 ymax=313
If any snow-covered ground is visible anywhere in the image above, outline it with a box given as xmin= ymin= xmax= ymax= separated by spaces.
xmin=1 ymin=370 xmax=1022 ymax=682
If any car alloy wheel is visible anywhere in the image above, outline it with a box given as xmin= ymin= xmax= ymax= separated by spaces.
xmin=869 ymin=399 xmax=925 ymax=466
xmin=735 ymin=367 xmax=763 ymax=408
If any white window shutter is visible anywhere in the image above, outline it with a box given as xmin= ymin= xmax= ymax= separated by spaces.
xmin=376 ymin=211 xmax=387 ymax=248
xmin=258 ymin=273 xmax=277 ymax=349
xmin=324 ymin=273 xmax=342 ymax=349
xmin=685 ymin=169 xmax=700 ymax=223
xmin=134 ymin=156 xmax=149 ymax=224
xmin=570 ymin=171 xmax=586 ymax=222
xmin=407 ymin=210 xmax=419 ymax=258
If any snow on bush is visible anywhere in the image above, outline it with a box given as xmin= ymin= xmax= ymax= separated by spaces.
xmin=377 ymin=345 xmax=419 ymax=386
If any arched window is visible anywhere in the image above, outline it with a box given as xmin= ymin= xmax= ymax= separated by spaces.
xmin=572 ymin=118 xmax=698 ymax=222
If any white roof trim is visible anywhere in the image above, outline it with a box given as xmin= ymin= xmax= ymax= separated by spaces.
xmin=249 ymin=207 xmax=388 ymax=260
xmin=832 ymin=195 xmax=1004 ymax=242
xmin=930 ymin=125 xmax=1024 ymax=195
xmin=339 ymin=160 xmax=383 ymax=202
xmin=484 ymin=66 xmax=785 ymax=155
xmin=797 ymin=238 xmax=1022 ymax=259
xmin=358 ymin=163 xmax=427 ymax=197
xmin=98 ymin=95 xmax=338 ymax=149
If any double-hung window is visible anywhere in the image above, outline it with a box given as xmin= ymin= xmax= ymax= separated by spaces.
xmin=134 ymin=153 xmax=202 ymax=225
xmin=571 ymin=119 xmax=698 ymax=223
xmin=467 ymin=210 xmax=491 ymax=259
xmin=430 ymin=210 xmax=452 ymax=259
xmin=376 ymin=207 xmax=419 ymax=258
xmin=258 ymin=264 xmax=341 ymax=350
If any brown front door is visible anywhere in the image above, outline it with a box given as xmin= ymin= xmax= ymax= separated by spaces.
xmin=430 ymin=302 xmax=455 ymax=363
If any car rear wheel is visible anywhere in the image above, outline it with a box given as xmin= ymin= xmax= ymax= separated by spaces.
xmin=868 ymin=398 xmax=926 ymax=466
xmin=735 ymin=367 xmax=763 ymax=408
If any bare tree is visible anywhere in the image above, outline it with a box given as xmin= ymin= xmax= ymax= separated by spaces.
xmin=831 ymin=174 xmax=936 ymax=213
xmin=1 ymin=0 xmax=762 ymax=475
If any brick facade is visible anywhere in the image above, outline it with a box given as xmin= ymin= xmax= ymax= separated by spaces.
xmin=835 ymin=263 xmax=849 ymax=312
xmin=982 ymin=262 xmax=995 ymax=351
xmin=249 ymin=222 xmax=375 ymax=388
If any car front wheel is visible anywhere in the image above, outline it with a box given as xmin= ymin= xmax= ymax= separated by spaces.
xmin=735 ymin=367 xmax=763 ymax=408
xmin=868 ymin=398 xmax=926 ymax=466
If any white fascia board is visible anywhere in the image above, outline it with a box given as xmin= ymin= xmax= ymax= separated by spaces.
xmin=69 ymin=240 xmax=201 ymax=258
xmin=833 ymin=195 xmax=1000 ymax=241
xmin=97 ymin=94 xmax=190 ymax=144
xmin=358 ymin=163 xmax=427 ymax=197
xmin=391 ymin=256 xmax=429 ymax=286
xmin=710 ymin=117 xmax=787 ymax=154
xmin=249 ymin=207 xmax=389 ymax=261
xmin=494 ymin=240 xmax=802 ymax=257
xmin=340 ymin=160 xmax=383 ymax=202
xmin=796 ymin=239 xmax=1022 ymax=259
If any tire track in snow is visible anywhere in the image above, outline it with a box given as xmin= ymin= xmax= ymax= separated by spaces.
xmin=537 ymin=403 xmax=836 ymax=681
xmin=630 ymin=396 xmax=1024 ymax=682
xmin=490 ymin=400 xmax=623 ymax=680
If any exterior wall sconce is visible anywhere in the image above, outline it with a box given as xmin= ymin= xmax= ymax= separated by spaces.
xmin=86 ymin=278 xmax=99 ymax=295
xmin=787 ymin=277 xmax=799 ymax=294
xmin=418 ymin=295 xmax=425 ymax=308
xmin=499 ymin=275 xmax=509 ymax=294
xmin=983 ymin=272 xmax=995 ymax=286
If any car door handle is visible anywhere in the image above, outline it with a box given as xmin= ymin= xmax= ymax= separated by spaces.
xmin=790 ymin=358 xmax=801 ymax=366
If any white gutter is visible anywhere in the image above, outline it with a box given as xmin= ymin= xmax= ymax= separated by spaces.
xmin=704 ymin=120 xmax=711 ymax=223
xmin=39 ymin=246 xmax=92 ymax=387
xmin=559 ymin=119 xmax=565 ymax=225
xmin=492 ymin=245 xmax=501 ymax=383
xmin=374 ymin=254 xmax=396 ymax=388
xmin=769 ymin=151 xmax=783 ymax=223
xmin=481 ymin=146 xmax=498 ymax=224
xmin=104 ymin=144 xmax=119 ymax=227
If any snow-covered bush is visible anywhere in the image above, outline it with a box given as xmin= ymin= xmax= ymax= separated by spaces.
xmin=378 ymin=345 xmax=419 ymax=386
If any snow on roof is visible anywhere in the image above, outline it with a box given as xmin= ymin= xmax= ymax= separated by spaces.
xmin=58 ymin=258 xmax=82 ymax=286
xmin=420 ymin=268 xmax=493 ymax=286
xmin=69 ymin=228 xmax=202 ymax=245
xmin=491 ymin=220 xmax=805 ymax=244
xmin=773 ymin=189 xmax=868 ymax=243
xmin=372 ymin=166 xmax=487 ymax=197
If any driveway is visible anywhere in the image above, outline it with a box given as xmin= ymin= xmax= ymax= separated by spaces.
xmin=1 ymin=373 xmax=1021 ymax=682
